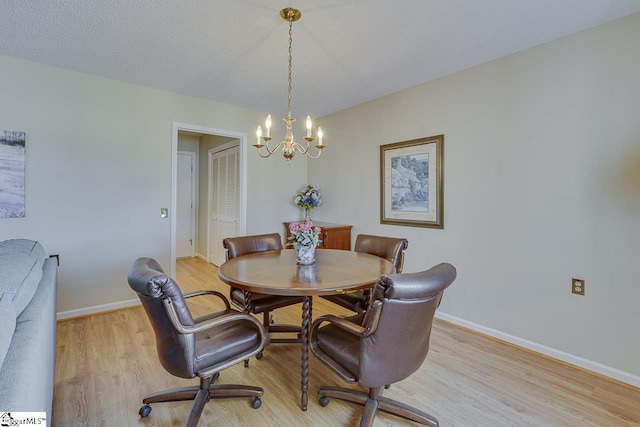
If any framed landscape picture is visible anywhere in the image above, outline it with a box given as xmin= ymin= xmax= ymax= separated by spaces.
xmin=380 ymin=134 xmax=443 ymax=228
xmin=0 ymin=130 xmax=26 ymax=218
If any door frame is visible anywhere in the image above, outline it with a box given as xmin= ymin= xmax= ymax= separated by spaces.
xmin=171 ymin=122 xmax=247 ymax=277
xmin=176 ymin=150 xmax=197 ymax=258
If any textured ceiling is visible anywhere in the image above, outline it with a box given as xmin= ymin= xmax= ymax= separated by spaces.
xmin=1 ymin=1 xmax=639 ymax=119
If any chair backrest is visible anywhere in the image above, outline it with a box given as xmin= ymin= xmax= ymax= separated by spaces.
xmin=354 ymin=234 xmax=409 ymax=273
xmin=223 ymin=233 xmax=283 ymax=260
xmin=127 ymin=257 xmax=196 ymax=379
xmin=358 ymin=263 xmax=456 ymax=388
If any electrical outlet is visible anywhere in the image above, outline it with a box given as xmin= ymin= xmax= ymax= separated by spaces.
xmin=572 ymin=278 xmax=585 ymax=296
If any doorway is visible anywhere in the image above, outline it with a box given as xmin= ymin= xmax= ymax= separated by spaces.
xmin=171 ymin=123 xmax=247 ymax=277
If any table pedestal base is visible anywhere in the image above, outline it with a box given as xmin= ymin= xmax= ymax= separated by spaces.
xmin=300 ymin=296 xmax=312 ymax=411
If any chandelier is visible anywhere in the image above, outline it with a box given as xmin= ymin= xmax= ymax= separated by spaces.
xmin=254 ymin=8 xmax=325 ymax=163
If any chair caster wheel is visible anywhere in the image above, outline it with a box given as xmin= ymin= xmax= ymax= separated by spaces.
xmin=139 ymin=404 xmax=152 ymax=417
xmin=384 ymin=384 xmax=390 ymax=389
xmin=251 ymin=397 xmax=262 ymax=409
xmin=319 ymin=396 xmax=330 ymax=407
xmin=256 ymin=351 xmax=264 ymax=360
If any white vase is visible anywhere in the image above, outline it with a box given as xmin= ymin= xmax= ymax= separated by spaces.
xmin=296 ymin=245 xmax=315 ymax=265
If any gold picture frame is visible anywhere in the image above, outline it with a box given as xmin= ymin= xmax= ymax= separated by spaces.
xmin=380 ymin=134 xmax=444 ymax=228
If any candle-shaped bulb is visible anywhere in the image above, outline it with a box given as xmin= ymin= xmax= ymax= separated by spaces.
xmin=265 ymin=115 xmax=272 ymax=137
xmin=317 ymin=127 xmax=324 ymax=146
xmin=306 ymin=116 xmax=312 ymax=138
xmin=256 ymin=125 xmax=262 ymax=144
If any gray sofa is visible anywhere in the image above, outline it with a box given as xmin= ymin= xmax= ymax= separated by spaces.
xmin=0 ymin=239 xmax=57 ymax=418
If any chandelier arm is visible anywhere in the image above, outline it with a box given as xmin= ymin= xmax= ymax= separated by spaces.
xmin=294 ymin=140 xmax=309 ymax=154
xmin=304 ymin=149 xmax=323 ymax=159
xmin=262 ymin=139 xmax=275 ymax=153
xmin=292 ymin=140 xmax=323 ymax=159
xmin=256 ymin=140 xmax=284 ymax=157
xmin=255 ymin=149 xmax=273 ymax=159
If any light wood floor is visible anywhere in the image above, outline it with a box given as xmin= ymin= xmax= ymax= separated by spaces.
xmin=53 ymin=257 xmax=640 ymax=426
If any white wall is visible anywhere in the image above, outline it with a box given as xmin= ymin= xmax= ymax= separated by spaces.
xmin=0 ymin=55 xmax=306 ymax=314
xmin=309 ymin=13 xmax=640 ymax=381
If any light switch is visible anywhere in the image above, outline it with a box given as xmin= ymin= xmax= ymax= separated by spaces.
xmin=161 ymin=208 xmax=168 ymax=218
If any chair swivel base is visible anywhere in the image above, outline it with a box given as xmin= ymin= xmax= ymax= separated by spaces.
xmin=139 ymin=376 xmax=263 ymax=427
xmin=318 ymin=386 xmax=438 ymax=427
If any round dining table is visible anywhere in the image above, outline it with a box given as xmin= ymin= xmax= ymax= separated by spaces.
xmin=218 ymin=248 xmax=394 ymax=411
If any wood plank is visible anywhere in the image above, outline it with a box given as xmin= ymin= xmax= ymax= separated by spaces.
xmin=52 ymin=257 xmax=640 ymax=426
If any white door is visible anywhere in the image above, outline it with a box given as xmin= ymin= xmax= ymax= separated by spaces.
xmin=177 ymin=151 xmax=196 ymax=258
xmin=209 ymin=143 xmax=240 ymax=266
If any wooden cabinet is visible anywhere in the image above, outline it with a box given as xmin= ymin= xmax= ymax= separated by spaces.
xmin=283 ymin=221 xmax=353 ymax=250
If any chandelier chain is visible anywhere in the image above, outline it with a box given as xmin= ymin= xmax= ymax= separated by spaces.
xmin=287 ymin=17 xmax=293 ymax=117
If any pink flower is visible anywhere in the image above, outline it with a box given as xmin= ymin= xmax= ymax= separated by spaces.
xmin=299 ymin=220 xmax=313 ymax=232
xmin=289 ymin=222 xmax=300 ymax=233
xmin=287 ymin=220 xmax=322 ymax=249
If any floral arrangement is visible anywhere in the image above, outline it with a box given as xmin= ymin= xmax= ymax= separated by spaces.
xmin=287 ymin=220 xmax=322 ymax=250
xmin=294 ymin=184 xmax=322 ymax=211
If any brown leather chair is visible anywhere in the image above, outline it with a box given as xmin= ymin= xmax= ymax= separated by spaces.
xmin=223 ymin=233 xmax=305 ymax=356
xmin=127 ymin=257 xmax=267 ymax=427
xmin=310 ymin=263 xmax=456 ymax=427
xmin=322 ymin=234 xmax=409 ymax=312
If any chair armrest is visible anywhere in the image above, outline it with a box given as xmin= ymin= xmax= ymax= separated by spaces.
xmin=311 ymin=300 xmax=383 ymax=338
xmin=194 ymin=311 xmax=266 ymax=336
xmin=311 ymin=314 xmax=367 ymax=337
xmin=183 ymin=290 xmax=231 ymax=310
xmin=360 ymin=300 xmax=382 ymax=337
xmin=163 ymin=298 xmax=265 ymax=339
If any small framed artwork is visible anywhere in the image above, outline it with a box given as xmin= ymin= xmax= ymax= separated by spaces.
xmin=0 ymin=130 xmax=26 ymax=218
xmin=380 ymin=134 xmax=443 ymax=228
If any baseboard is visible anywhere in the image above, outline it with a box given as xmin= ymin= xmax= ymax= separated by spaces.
xmin=196 ymin=253 xmax=208 ymax=262
xmin=56 ymin=298 xmax=141 ymax=321
xmin=435 ymin=312 xmax=640 ymax=389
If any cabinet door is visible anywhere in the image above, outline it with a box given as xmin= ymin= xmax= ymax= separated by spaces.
xmin=322 ymin=227 xmax=352 ymax=250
